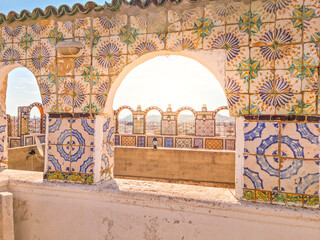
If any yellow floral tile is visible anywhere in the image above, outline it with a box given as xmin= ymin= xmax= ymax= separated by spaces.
xmin=92 ymin=36 xmax=109 ymax=57
xmin=181 ymin=7 xmax=203 ymax=31
xmin=276 ymin=0 xmax=303 ymax=19
xmin=303 ymin=43 xmax=319 ymax=67
xmin=38 ymin=76 xmax=56 ymax=94
xmin=58 ymin=94 xmax=73 ymax=113
xmin=166 ymin=32 xmax=182 ymax=51
xmin=12 ymin=42 xmax=26 ymax=60
xmin=127 ymin=54 xmax=139 ymax=64
xmin=301 ymin=68 xmax=318 ymax=92
xmin=74 ymin=18 xmax=91 ymax=37
xmin=27 ymin=23 xmax=41 ymax=41
xmin=203 ymin=26 xmax=225 ymax=50
xmin=75 ymin=37 xmax=92 ymax=57
xmin=226 ymin=2 xmax=250 ymax=24
xmin=276 ymin=20 xmax=302 ymax=44
xmin=168 ymin=22 xmax=181 ymax=32
xmin=226 ymin=71 xmax=248 ymax=93
xmin=250 ymin=47 xmax=274 ymax=70
xmin=74 ymin=56 xmax=92 ymax=76
xmin=275 ymin=44 xmax=302 ymax=69
xmin=251 ymin=0 xmax=275 ymax=22
xmin=130 ymin=15 xmax=147 ymax=34
xmin=41 ymin=57 xmax=56 ymax=76
xmin=92 ymin=76 xmax=109 ymax=94
xmin=228 ymin=94 xmax=249 ymax=117
xmin=26 ymin=59 xmax=40 ymax=76
xmin=42 ymin=94 xmax=57 ymax=113
xmin=74 ymin=94 xmax=90 ymax=113
xmin=13 ymin=26 xmax=26 ymax=43
xmin=250 ymin=23 xmax=275 ymax=47
xmin=250 ymin=94 xmax=276 ymax=115
xmin=183 ymin=30 xmax=202 ymax=49
xmin=275 ymin=70 xmax=301 ymax=93
xmin=40 ymin=20 xmax=55 ymax=39
xmin=110 ymin=35 xmax=127 ymax=54
xmin=92 ymin=57 xmax=108 ymax=76
xmin=57 ymin=21 xmax=73 ymax=39
xmin=275 ymin=93 xmax=302 ymax=114
xmin=226 ymin=47 xmax=249 ymax=71
xmin=226 ymin=24 xmax=249 ymax=46
xmin=26 ymin=40 xmax=40 ymax=59
xmin=303 ymin=92 xmax=317 ymax=114
xmin=40 ymin=38 xmax=56 ymax=57
xmin=128 ymin=34 xmax=146 ymax=55
xmin=303 ymin=17 xmax=320 ymax=42
xmin=249 ymin=70 xmax=274 ymax=94
xmin=74 ymin=76 xmax=91 ymax=94
xmin=57 ymin=77 xmax=73 ymax=95
xmin=204 ymin=4 xmax=225 ymax=26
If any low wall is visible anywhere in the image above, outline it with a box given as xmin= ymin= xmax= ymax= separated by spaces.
xmin=0 ymin=170 xmax=319 ymax=240
xmin=8 ymin=145 xmax=45 ymax=172
xmin=114 ymin=147 xmax=235 ymax=186
xmin=8 ymin=146 xmax=235 ymax=186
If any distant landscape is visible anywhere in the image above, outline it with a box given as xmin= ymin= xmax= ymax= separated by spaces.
xmin=119 ymin=114 xmax=235 ymax=122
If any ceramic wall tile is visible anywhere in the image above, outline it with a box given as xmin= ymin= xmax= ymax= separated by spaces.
xmin=244 ymin=122 xmax=279 ymax=156
xmin=47 ymin=144 xmax=70 ymax=172
xmin=281 ymin=123 xmax=320 ymax=159
xmin=164 ymin=137 xmax=173 ymax=148
xmin=244 ymin=155 xmax=279 ymax=191
xmin=71 ymin=118 xmax=95 ymax=147
xmin=280 ymin=159 xmax=319 ymax=195
xmin=48 ymin=118 xmax=71 ymax=145
xmin=205 ymin=139 xmax=223 ymax=150
xmin=175 ymin=138 xmax=192 ymax=148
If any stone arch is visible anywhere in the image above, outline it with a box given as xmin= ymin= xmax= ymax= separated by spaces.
xmin=18 ymin=102 xmax=45 ymax=135
xmin=176 ymin=107 xmax=196 ymax=136
xmin=105 ymin=50 xmax=226 ymax=116
xmin=175 ymin=107 xmax=197 ymax=118
xmin=144 ymin=106 xmax=163 ymax=116
xmin=115 ymin=106 xmax=134 ymax=134
xmin=213 ymin=106 xmax=229 ymax=119
xmin=144 ymin=107 xmax=163 ymax=135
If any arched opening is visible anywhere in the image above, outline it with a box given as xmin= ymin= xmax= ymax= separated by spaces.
xmin=109 ymin=52 xmax=232 ymax=187
xmin=215 ymin=109 xmax=235 ymax=137
xmin=29 ymin=106 xmax=41 ymax=134
xmin=177 ymin=110 xmax=196 ymax=136
xmin=117 ymin=109 xmax=133 ymax=134
xmin=145 ymin=109 xmax=161 ymax=135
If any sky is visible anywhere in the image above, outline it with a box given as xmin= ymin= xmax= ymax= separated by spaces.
xmin=0 ymin=0 xmax=107 ymax=15
xmin=2 ymin=1 xmax=228 ymax=117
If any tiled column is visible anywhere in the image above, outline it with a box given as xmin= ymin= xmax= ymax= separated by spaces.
xmin=44 ymin=113 xmax=114 ymax=184
xmin=242 ymin=116 xmax=320 ymax=208
xmin=0 ymin=116 xmax=7 ymax=169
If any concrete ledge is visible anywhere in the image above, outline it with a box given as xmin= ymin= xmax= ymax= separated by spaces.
xmin=0 ymin=169 xmax=320 ymax=239
xmin=0 ymin=192 xmax=14 ymax=240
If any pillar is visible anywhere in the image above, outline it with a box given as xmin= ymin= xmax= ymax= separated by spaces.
xmin=239 ymin=116 xmax=320 ymax=208
xmin=0 ymin=192 xmax=14 ymax=240
xmin=44 ymin=113 xmax=114 ymax=184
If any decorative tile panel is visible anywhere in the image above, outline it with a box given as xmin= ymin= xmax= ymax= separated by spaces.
xmin=161 ymin=120 xmax=176 ymax=135
xmin=164 ymin=137 xmax=173 ymax=148
xmin=205 ymin=139 xmax=223 ymax=150
xmin=147 ymin=137 xmax=163 ymax=147
xmin=225 ymin=139 xmax=235 ymax=150
xmin=121 ymin=136 xmax=136 ymax=146
xmin=137 ymin=136 xmax=145 ymax=147
xmin=195 ymin=120 xmax=214 ymax=136
xmin=194 ymin=138 xmax=203 ymax=148
xmin=175 ymin=138 xmax=192 ymax=148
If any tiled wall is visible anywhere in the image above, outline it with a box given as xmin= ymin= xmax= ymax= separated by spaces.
xmin=115 ymin=133 xmax=235 ymax=150
xmin=0 ymin=0 xmax=319 ymax=207
xmin=243 ymin=117 xmax=320 ymax=208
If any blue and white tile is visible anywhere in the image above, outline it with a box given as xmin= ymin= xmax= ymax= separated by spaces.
xmin=243 ymin=155 xmax=279 ymax=191
xmin=281 ymin=123 xmax=320 ymax=159
xmin=47 ymin=144 xmax=70 ymax=172
xmin=48 ymin=118 xmax=71 ymax=145
xmin=71 ymin=118 xmax=95 ymax=146
xmin=71 ymin=146 xmax=94 ymax=174
xmin=280 ymin=159 xmax=319 ymax=196
xmin=244 ymin=122 xmax=279 ymax=156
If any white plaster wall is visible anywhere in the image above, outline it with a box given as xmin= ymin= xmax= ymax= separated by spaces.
xmin=1 ymin=170 xmax=319 ymax=240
